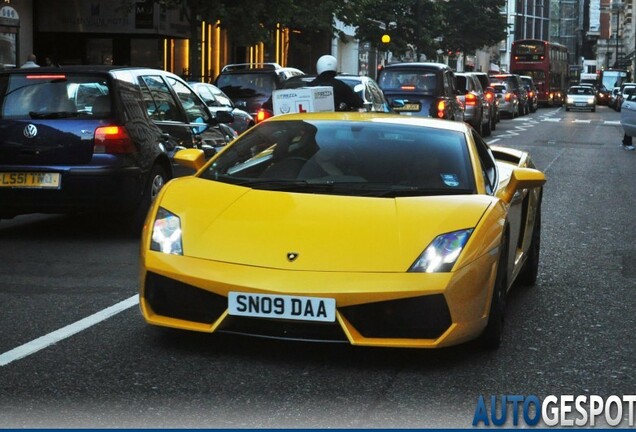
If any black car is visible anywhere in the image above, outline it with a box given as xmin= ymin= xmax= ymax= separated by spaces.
xmin=189 ymin=81 xmax=254 ymax=134
xmin=0 ymin=66 xmax=233 ymax=230
xmin=377 ymin=62 xmax=464 ymax=121
xmin=214 ymin=62 xmax=304 ymax=123
xmin=520 ymin=75 xmax=539 ymax=113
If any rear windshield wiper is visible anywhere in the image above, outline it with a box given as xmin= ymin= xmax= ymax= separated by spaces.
xmin=29 ymin=111 xmax=82 ymax=119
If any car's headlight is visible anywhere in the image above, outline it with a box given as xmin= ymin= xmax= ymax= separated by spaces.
xmin=566 ymin=97 xmax=574 ymax=104
xmin=150 ymin=207 xmax=183 ymax=255
xmin=587 ymin=97 xmax=595 ymax=104
xmin=408 ymin=229 xmax=473 ymax=273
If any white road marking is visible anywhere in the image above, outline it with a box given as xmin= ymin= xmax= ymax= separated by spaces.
xmin=605 ymin=120 xmax=621 ymax=125
xmin=0 ymin=295 xmax=138 ymax=367
xmin=573 ymin=119 xmax=592 ymax=123
xmin=543 ymin=118 xmax=561 ymax=122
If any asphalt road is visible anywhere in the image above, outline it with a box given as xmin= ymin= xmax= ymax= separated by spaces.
xmin=1 ymin=105 xmax=635 ymax=428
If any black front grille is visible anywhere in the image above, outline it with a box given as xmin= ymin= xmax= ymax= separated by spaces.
xmin=144 ymin=272 xmax=227 ymax=324
xmin=340 ymin=294 xmax=452 ymax=339
xmin=218 ymin=315 xmax=348 ymax=343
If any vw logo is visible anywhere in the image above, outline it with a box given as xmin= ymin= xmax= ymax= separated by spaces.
xmin=287 ymin=252 xmax=299 ymax=262
xmin=23 ymin=124 xmax=38 ymax=139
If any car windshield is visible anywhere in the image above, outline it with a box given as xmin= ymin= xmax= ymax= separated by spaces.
xmin=0 ymin=73 xmax=111 ymax=119
xmin=216 ymin=73 xmax=276 ymax=99
xmin=378 ymin=70 xmax=438 ymax=94
xmin=200 ymin=120 xmax=475 ymax=198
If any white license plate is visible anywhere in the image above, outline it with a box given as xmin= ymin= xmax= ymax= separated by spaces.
xmin=0 ymin=172 xmax=61 ymax=189
xmin=228 ymin=292 xmax=336 ymax=323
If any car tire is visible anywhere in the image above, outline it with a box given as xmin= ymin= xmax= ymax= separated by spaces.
xmin=483 ymin=118 xmax=491 ymax=137
xmin=479 ymin=228 xmax=509 ymax=350
xmin=517 ymin=192 xmax=542 ymax=286
xmin=131 ymin=164 xmax=169 ymax=233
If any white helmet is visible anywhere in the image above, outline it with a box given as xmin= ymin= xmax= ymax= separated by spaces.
xmin=316 ymin=55 xmax=337 ymax=75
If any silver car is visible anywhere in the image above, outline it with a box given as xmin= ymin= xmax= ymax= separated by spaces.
xmin=455 ymin=72 xmax=491 ymax=136
xmin=492 ymin=82 xmax=520 ymax=118
xmin=565 ymin=86 xmax=596 ymax=112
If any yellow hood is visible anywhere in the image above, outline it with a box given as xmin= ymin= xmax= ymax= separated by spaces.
xmin=159 ymin=178 xmax=495 ymax=272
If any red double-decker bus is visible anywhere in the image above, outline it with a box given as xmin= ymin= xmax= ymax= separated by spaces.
xmin=510 ymin=39 xmax=569 ymax=106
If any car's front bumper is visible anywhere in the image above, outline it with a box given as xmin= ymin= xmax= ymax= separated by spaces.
xmin=139 ymin=250 xmax=498 ymax=349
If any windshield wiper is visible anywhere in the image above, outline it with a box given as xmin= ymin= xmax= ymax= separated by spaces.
xmin=378 ymin=186 xmax=474 ymax=197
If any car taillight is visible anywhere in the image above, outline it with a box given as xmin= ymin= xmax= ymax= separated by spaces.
xmin=505 ymin=93 xmax=512 ymax=102
xmin=94 ymin=125 xmax=136 ymax=154
xmin=485 ymin=92 xmax=494 ymax=102
xmin=437 ymin=100 xmax=446 ymax=118
xmin=528 ymin=91 xmax=534 ymax=97
xmin=465 ymin=93 xmax=477 ymax=106
xmin=256 ymin=109 xmax=272 ymax=123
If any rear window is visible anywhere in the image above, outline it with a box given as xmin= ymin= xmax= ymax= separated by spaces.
xmin=216 ymin=73 xmax=276 ymax=99
xmin=378 ymin=70 xmax=438 ymax=94
xmin=568 ymin=87 xmax=594 ymax=95
xmin=0 ymin=73 xmax=111 ymax=119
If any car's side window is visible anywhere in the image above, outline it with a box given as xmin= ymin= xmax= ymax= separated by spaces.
xmin=166 ymin=77 xmax=211 ymax=124
xmin=139 ymin=75 xmax=182 ymax=122
xmin=472 ymin=130 xmax=497 ymax=194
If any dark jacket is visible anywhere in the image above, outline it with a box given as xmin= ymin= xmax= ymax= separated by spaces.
xmin=308 ymin=71 xmax=364 ymax=111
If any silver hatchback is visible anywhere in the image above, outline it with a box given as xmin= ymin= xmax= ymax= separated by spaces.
xmin=492 ymin=82 xmax=520 ymax=118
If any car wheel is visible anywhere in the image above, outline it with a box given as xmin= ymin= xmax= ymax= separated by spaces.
xmin=131 ymin=164 xmax=169 ymax=233
xmin=517 ymin=192 xmax=542 ymax=286
xmin=479 ymin=228 xmax=509 ymax=350
xmin=483 ymin=117 xmax=491 ymax=137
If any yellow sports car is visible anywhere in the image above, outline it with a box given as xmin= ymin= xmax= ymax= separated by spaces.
xmin=139 ymin=112 xmax=546 ymax=349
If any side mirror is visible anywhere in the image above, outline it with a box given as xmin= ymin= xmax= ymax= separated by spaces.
xmin=498 ymin=167 xmax=546 ymax=204
xmin=216 ymin=110 xmax=235 ymax=124
xmin=174 ymin=148 xmax=207 ymax=171
xmin=390 ymin=99 xmax=405 ymax=109
xmin=235 ymin=100 xmax=248 ymax=110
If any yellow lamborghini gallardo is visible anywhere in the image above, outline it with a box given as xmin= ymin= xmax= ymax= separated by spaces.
xmin=139 ymin=112 xmax=546 ymax=349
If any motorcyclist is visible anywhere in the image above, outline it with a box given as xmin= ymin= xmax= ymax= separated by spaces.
xmin=308 ymin=55 xmax=364 ymax=112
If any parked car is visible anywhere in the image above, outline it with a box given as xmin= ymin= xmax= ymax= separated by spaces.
xmin=565 ymin=85 xmax=596 ymax=112
xmin=620 ymin=90 xmax=636 ymax=137
xmin=189 ymin=82 xmax=254 ymax=134
xmin=615 ymin=83 xmax=636 ymax=112
xmin=282 ymin=74 xmax=393 ymax=112
xmin=520 ymin=75 xmax=539 ymax=113
xmin=471 ymin=71 xmax=499 ymax=131
xmin=609 ymin=86 xmax=621 ymax=110
xmin=377 ymin=62 xmax=464 ymax=121
xmin=490 ymin=73 xmax=529 ymax=115
xmin=140 ymin=112 xmax=545 ymax=349
xmin=491 ymin=82 xmax=520 ymax=118
xmin=455 ymin=72 xmax=491 ymax=136
xmin=214 ymin=63 xmax=304 ymax=123
xmin=0 ymin=66 xmax=234 ymax=230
